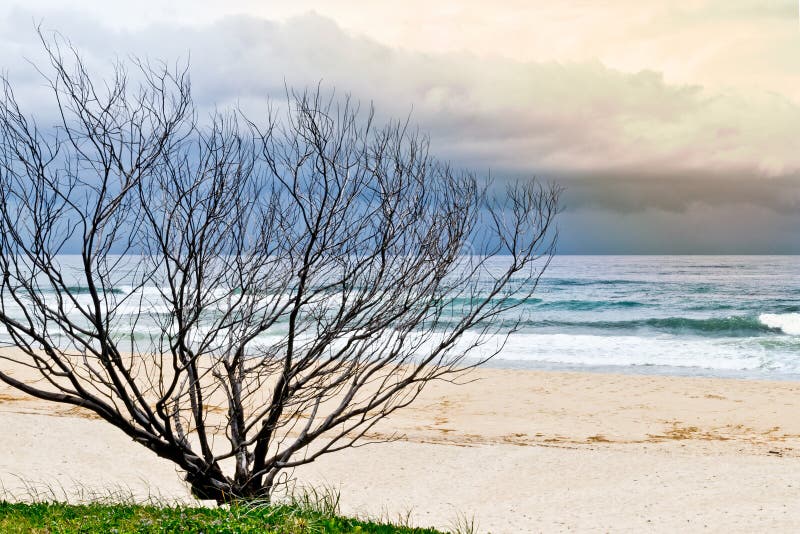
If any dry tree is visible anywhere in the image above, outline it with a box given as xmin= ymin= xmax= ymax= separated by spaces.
xmin=0 ymin=33 xmax=560 ymax=503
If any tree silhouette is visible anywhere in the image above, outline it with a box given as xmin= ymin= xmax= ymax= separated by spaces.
xmin=0 ymin=33 xmax=560 ymax=502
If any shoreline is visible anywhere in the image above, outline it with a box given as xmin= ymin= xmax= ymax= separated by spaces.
xmin=2 ymin=366 xmax=800 ymax=531
xmin=471 ymin=357 xmax=800 ymax=382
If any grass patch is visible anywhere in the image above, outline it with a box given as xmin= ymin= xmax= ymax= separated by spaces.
xmin=0 ymin=500 xmax=444 ymax=533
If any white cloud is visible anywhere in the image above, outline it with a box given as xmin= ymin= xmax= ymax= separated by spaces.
xmin=4 ymin=8 xmax=800 ymax=173
xmin=9 ymin=10 xmax=799 ymax=178
xmin=1 ymin=2 xmax=799 ymax=252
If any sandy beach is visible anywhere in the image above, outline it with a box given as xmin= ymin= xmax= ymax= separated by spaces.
xmin=2 ymin=368 xmax=800 ymax=532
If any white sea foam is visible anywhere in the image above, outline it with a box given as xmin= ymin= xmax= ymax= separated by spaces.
xmin=759 ymin=313 xmax=800 ymax=335
xmin=491 ymin=333 xmax=767 ymax=371
xmin=405 ymin=330 xmax=773 ymax=373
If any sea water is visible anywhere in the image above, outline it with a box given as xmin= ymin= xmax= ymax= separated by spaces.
xmin=2 ymin=255 xmax=800 ymax=380
xmin=487 ymin=255 xmax=800 ymax=379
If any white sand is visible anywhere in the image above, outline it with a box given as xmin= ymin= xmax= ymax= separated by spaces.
xmin=3 ymin=369 xmax=800 ymax=532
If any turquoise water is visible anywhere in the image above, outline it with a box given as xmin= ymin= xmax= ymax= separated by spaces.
xmin=485 ymin=255 xmax=800 ymax=379
xmin=2 ymin=255 xmax=800 ymax=379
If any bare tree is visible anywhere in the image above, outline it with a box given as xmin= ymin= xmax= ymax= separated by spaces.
xmin=0 ymin=33 xmax=560 ymax=503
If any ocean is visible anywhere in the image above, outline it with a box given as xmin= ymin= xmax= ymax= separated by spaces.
xmin=488 ymin=255 xmax=800 ymax=379
xmin=2 ymin=255 xmax=799 ymax=380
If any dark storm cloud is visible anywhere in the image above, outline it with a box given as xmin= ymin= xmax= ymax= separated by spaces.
xmin=558 ymin=172 xmax=800 ymax=214
xmin=1 ymin=7 xmax=799 ymax=252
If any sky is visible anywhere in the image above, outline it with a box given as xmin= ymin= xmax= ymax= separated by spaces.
xmin=1 ymin=0 xmax=799 ymax=253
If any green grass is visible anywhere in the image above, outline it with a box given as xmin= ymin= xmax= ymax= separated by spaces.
xmin=0 ymin=500 xmax=445 ymax=534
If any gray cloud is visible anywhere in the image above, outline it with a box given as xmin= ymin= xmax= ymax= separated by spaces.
xmin=558 ymin=204 xmax=800 ymax=254
xmin=556 ymin=172 xmax=800 ymax=214
xmin=1 ymin=8 xmax=799 ymax=253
